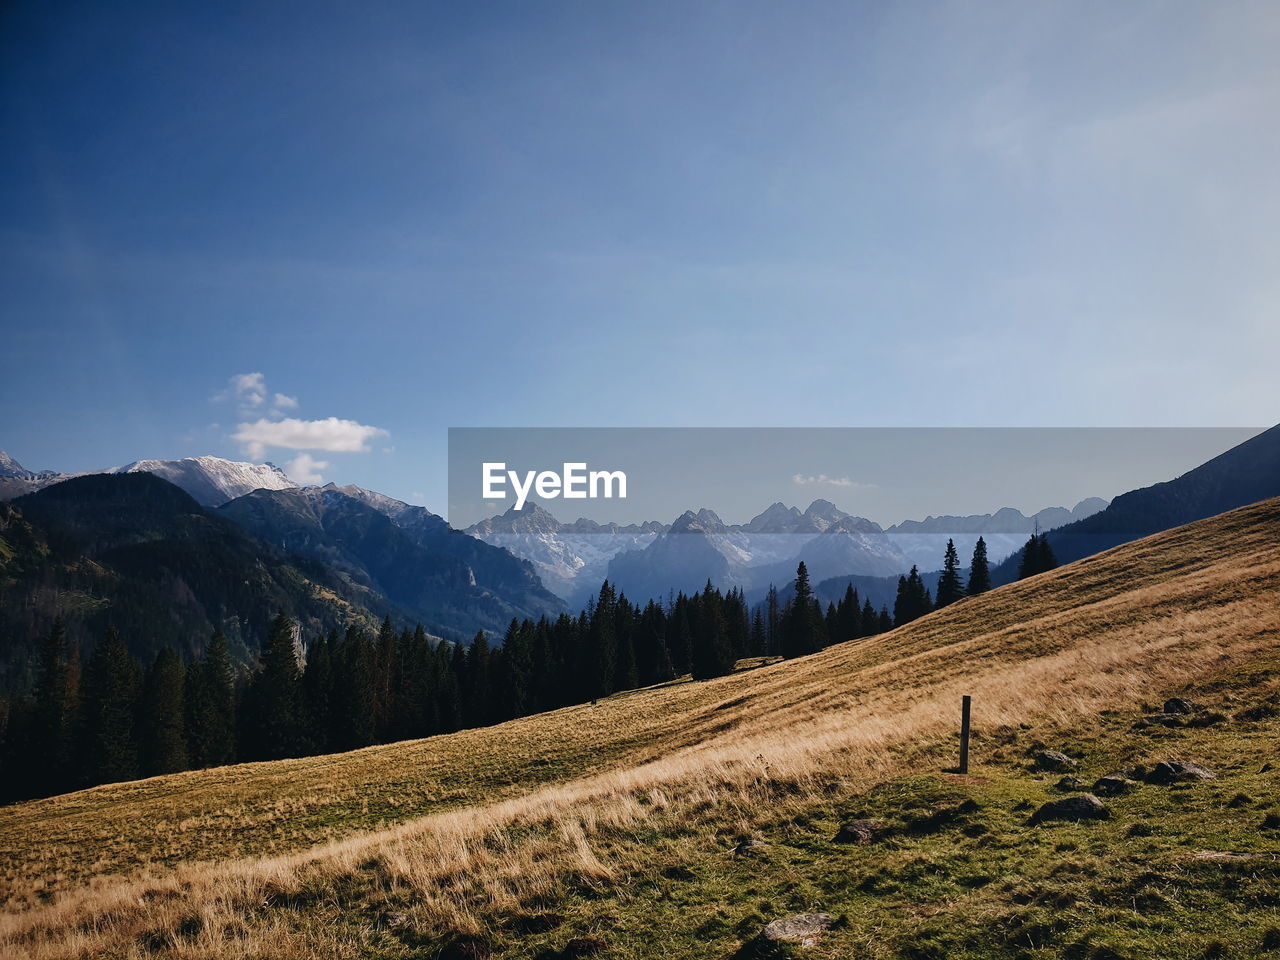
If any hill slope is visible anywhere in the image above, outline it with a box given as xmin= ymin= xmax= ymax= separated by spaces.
xmin=993 ymin=422 xmax=1280 ymax=582
xmin=1 ymin=497 xmax=1278 ymax=959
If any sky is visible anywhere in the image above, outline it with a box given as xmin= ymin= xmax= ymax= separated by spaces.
xmin=2 ymin=1 xmax=1278 ymax=515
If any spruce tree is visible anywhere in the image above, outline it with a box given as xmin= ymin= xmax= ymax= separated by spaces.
xmin=32 ymin=618 xmax=79 ymax=794
xmin=186 ymin=630 xmax=236 ymax=767
xmin=246 ymin=612 xmax=304 ymax=760
xmin=894 ymin=566 xmax=933 ymax=626
xmin=139 ymin=648 xmax=187 ymax=776
xmin=861 ymin=597 xmax=877 ymax=634
xmin=935 ymin=539 xmax=965 ymax=607
xmin=967 ymin=536 xmax=991 ymax=596
xmin=79 ymin=629 xmax=141 ymax=786
xmin=783 ymin=562 xmax=823 ymax=658
xmin=690 ymin=581 xmax=734 ymax=680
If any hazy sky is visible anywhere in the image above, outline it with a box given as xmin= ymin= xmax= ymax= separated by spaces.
xmin=3 ymin=1 xmax=1277 ymax=512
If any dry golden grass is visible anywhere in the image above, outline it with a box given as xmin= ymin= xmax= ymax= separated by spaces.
xmin=1 ymin=497 xmax=1278 ymax=959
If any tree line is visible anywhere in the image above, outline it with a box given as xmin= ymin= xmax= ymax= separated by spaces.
xmin=0 ymin=533 xmax=1054 ymax=803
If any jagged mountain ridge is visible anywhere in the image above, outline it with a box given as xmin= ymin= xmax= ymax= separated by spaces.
xmin=470 ymin=495 xmax=1106 ymax=607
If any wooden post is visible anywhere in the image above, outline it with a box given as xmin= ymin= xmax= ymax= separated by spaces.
xmin=959 ymin=695 xmax=972 ymax=775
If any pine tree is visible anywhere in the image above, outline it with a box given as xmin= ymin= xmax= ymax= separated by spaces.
xmin=894 ymin=566 xmax=934 ymax=626
xmin=589 ymin=581 xmax=618 ymax=699
xmin=139 ymin=648 xmax=187 ymax=776
xmin=32 ymin=618 xmax=79 ymax=794
xmin=1017 ymin=533 xmax=1059 ymax=580
xmin=783 ymin=562 xmax=823 ymax=658
xmin=690 ymin=581 xmax=734 ymax=680
xmin=302 ymin=630 xmax=335 ymax=752
xmin=79 ymin=628 xmax=141 ymax=786
xmin=967 ymin=536 xmax=991 ymax=596
xmin=246 ymin=612 xmax=304 ymax=760
xmin=186 ymin=630 xmax=236 ymax=767
xmin=935 ymin=538 xmax=965 ymax=607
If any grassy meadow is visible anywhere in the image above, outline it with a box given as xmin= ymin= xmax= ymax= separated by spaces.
xmin=1 ymin=497 xmax=1278 ymax=959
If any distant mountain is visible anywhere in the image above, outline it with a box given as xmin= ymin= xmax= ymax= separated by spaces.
xmin=218 ymin=485 xmax=565 ymax=639
xmin=0 ymin=473 xmax=392 ymax=690
xmin=883 ymin=498 xmax=1110 ymax=571
xmin=605 ymin=501 xmax=911 ymax=604
xmin=993 ymin=424 xmax=1280 ymax=583
xmin=106 ymin=456 xmax=297 ymax=506
xmin=467 ymin=503 xmax=664 ymax=605
xmin=0 ymin=449 xmax=63 ymax=500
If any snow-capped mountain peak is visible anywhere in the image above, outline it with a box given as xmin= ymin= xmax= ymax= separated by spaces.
xmin=107 ymin=456 xmax=297 ymax=507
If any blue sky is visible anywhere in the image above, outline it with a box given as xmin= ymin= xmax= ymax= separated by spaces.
xmin=2 ymin=1 xmax=1277 ymax=512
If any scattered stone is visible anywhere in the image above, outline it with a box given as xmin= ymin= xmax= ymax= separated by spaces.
xmin=1055 ymin=775 xmax=1089 ymax=791
xmin=1163 ymin=697 xmax=1198 ymax=714
xmin=1093 ymin=775 xmax=1140 ymax=796
xmin=380 ymin=911 xmax=411 ymax=929
xmin=1032 ymin=750 xmax=1078 ymax=772
xmin=760 ymin=914 xmax=837 ymax=948
xmin=1144 ymin=761 xmax=1215 ymax=785
xmin=734 ymin=839 xmax=769 ymax=856
xmin=1030 ymin=794 xmax=1110 ymax=824
xmin=559 ymin=936 xmax=608 ymax=959
xmin=833 ymin=819 xmax=884 ymax=844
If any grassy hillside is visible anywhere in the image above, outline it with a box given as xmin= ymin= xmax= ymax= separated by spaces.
xmin=1 ymin=498 xmax=1278 ymax=959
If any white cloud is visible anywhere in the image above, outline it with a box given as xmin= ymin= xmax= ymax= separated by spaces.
xmin=213 ymin=373 xmax=301 ymax=418
xmin=284 ymin=453 xmax=329 ymax=484
xmin=232 ymin=416 xmax=389 ymax=458
xmin=792 ymin=473 xmax=876 ymax=490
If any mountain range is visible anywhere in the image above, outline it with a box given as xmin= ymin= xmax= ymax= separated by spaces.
xmin=469 ymin=496 xmax=1110 ymax=605
xmin=2 ymin=421 xmax=1276 ymax=682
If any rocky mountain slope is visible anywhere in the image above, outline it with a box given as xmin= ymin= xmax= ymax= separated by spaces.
xmin=218 ymin=485 xmax=564 ymax=640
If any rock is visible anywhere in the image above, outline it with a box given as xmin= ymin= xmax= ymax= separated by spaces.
xmin=1032 ymin=750 xmax=1078 ymax=772
xmin=380 ymin=911 xmax=411 ymax=929
xmin=1144 ymin=761 xmax=1215 ymax=785
xmin=1055 ymin=776 xmax=1089 ymax=791
xmin=1093 ymin=775 xmax=1140 ymax=796
xmin=760 ymin=914 xmax=837 ymax=948
xmin=1031 ymin=794 xmax=1110 ymax=823
xmin=833 ymin=819 xmax=884 ymax=844
xmin=1163 ymin=697 xmax=1198 ymax=714
xmin=734 ymin=839 xmax=768 ymax=856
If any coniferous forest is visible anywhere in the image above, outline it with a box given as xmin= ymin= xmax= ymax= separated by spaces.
xmin=0 ymin=562 xmax=908 ymax=804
